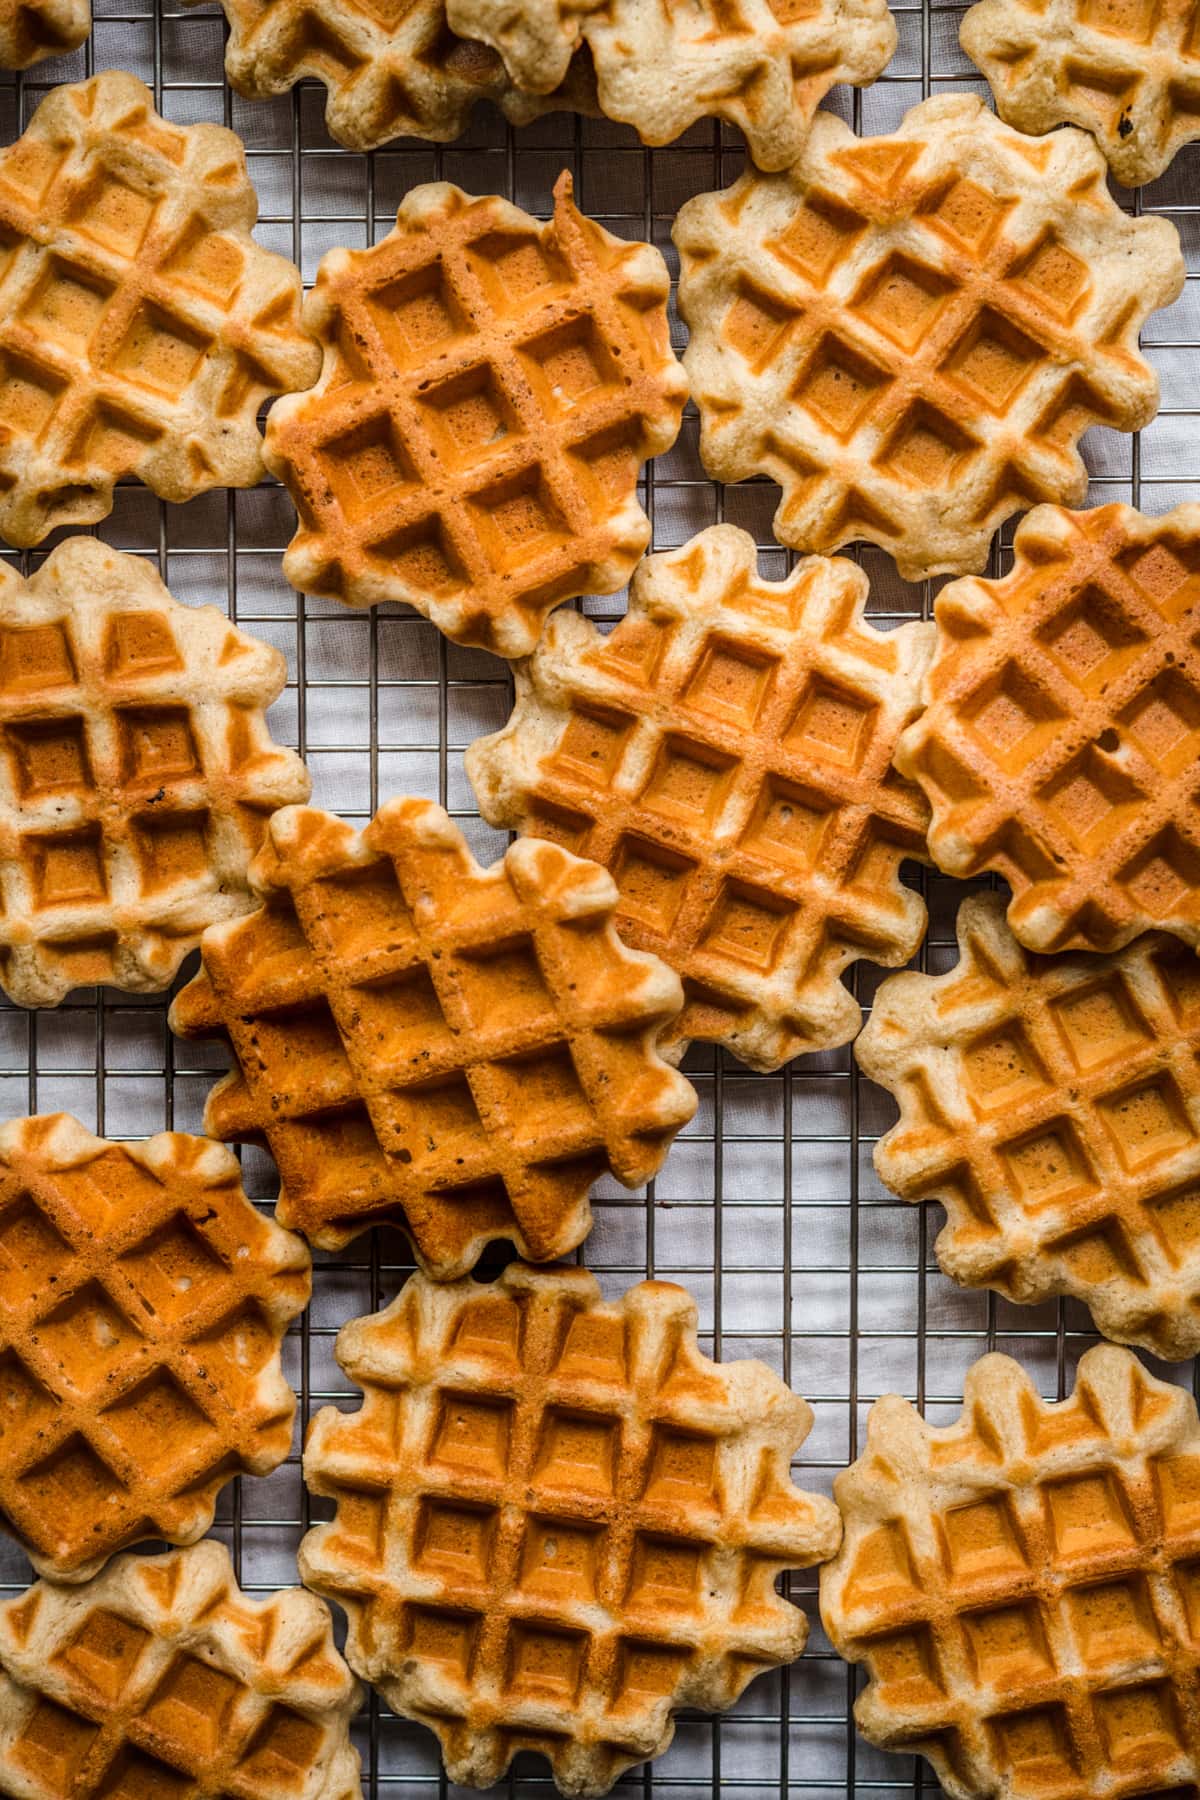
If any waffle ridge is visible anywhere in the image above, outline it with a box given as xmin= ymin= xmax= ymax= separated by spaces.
xmin=857 ymin=892 xmax=1200 ymax=1359
xmin=264 ymin=171 xmax=687 ymax=657
xmin=674 ymin=93 xmax=1184 ymax=585
xmin=169 ymin=796 xmax=696 ymax=1269
xmin=0 ymin=1113 xmax=310 ymax=1581
xmin=0 ymin=72 xmax=319 ymax=547
xmin=0 ymin=1540 xmax=362 ymax=1798
xmin=896 ymin=501 xmax=1200 ymax=954
xmin=822 ymin=1345 xmax=1200 ymax=1800
xmin=468 ymin=523 xmax=934 ymax=1072
xmin=300 ymin=1261 xmax=841 ymax=1798
xmin=0 ymin=537 xmax=311 ymax=1008
xmin=444 ymin=0 xmax=897 ymax=171
xmin=0 ymin=0 xmax=89 ymax=69
xmin=961 ymin=0 xmax=1200 ymax=187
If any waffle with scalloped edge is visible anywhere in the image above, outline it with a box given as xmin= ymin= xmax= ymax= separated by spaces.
xmin=0 ymin=537 xmax=311 ymax=1008
xmin=823 ymin=1344 xmax=1200 ymax=1800
xmin=0 ymin=1113 xmax=310 ymax=1582
xmin=896 ymin=501 xmax=1200 ymax=954
xmin=0 ymin=0 xmax=89 ymax=69
xmin=301 ymin=1260 xmax=841 ymax=1797
xmin=0 ymin=71 xmax=319 ymax=547
xmin=674 ymin=93 xmax=1184 ymax=585
xmin=264 ymin=171 xmax=687 ymax=657
xmin=961 ymin=0 xmax=1200 ymax=188
xmin=468 ymin=523 xmax=933 ymax=1072
xmin=169 ymin=796 xmax=696 ymax=1271
xmin=857 ymin=890 xmax=1200 ymax=1360
xmin=446 ymin=0 xmax=897 ymax=171
xmin=0 ymin=1540 xmax=362 ymax=1798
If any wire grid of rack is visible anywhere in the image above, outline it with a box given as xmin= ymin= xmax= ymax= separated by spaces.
xmin=1 ymin=5 xmax=1198 ymax=1795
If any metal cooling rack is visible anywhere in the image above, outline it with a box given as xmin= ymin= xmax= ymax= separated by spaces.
xmin=1 ymin=6 xmax=1198 ymax=1795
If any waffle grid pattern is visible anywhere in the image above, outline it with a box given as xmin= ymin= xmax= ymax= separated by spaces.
xmin=301 ymin=1264 xmax=841 ymax=1797
xmin=0 ymin=0 xmax=89 ymax=70
xmin=469 ymin=523 xmax=933 ymax=1071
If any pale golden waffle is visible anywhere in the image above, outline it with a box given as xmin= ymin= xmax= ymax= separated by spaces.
xmin=0 ymin=0 xmax=89 ymax=69
xmin=196 ymin=0 xmax=597 ymax=154
xmin=445 ymin=0 xmax=897 ymax=171
xmin=857 ymin=892 xmax=1200 ymax=1359
xmin=961 ymin=0 xmax=1200 ymax=187
xmin=0 ymin=1540 xmax=362 ymax=1798
xmin=673 ymin=94 xmax=1184 ymax=585
xmin=468 ymin=524 xmax=934 ymax=1073
xmin=0 ymin=538 xmax=310 ymax=1009
xmin=169 ymin=797 xmax=696 ymax=1270
xmin=0 ymin=1113 xmax=310 ymax=1581
xmin=822 ymin=1344 xmax=1200 ymax=1800
xmin=896 ymin=502 xmax=1200 ymax=954
xmin=0 ymin=72 xmax=320 ymax=548
xmin=264 ymin=171 xmax=687 ymax=658
xmin=301 ymin=1261 xmax=841 ymax=1798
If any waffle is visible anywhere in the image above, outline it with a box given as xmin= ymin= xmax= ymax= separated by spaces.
xmin=0 ymin=72 xmax=320 ymax=548
xmin=445 ymin=0 xmax=897 ymax=171
xmin=961 ymin=0 xmax=1200 ymax=187
xmin=896 ymin=501 xmax=1200 ymax=954
xmin=169 ymin=796 xmax=696 ymax=1271
xmin=822 ymin=1344 xmax=1200 ymax=1800
xmin=301 ymin=1261 xmax=841 ymax=1798
xmin=0 ymin=537 xmax=310 ymax=1009
xmin=674 ymin=93 xmax=1184 ymax=585
xmin=0 ymin=1113 xmax=310 ymax=1581
xmin=0 ymin=1540 xmax=362 ymax=1799
xmin=468 ymin=524 xmax=934 ymax=1072
xmin=858 ymin=891 xmax=1200 ymax=1359
xmin=197 ymin=0 xmax=597 ymax=154
xmin=264 ymin=171 xmax=687 ymax=658
xmin=0 ymin=0 xmax=89 ymax=69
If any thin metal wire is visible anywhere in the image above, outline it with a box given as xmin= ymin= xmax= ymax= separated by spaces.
xmin=0 ymin=3 xmax=1195 ymax=1795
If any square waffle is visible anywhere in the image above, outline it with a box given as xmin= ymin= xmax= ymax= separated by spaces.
xmin=857 ymin=891 xmax=1200 ymax=1360
xmin=896 ymin=501 xmax=1200 ymax=953
xmin=445 ymin=0 xmax=897 ymax=170
xmin=264 ymin=171 xmax=687 ymax=658
xmin=468 ymin=523 xmax=934 ymax=1072
xmin=168 ymin=797 xmax=697 ymax=1270
xmin=0 ymin=1113 xmax=310 ymax=1582
xmin=0 ymin=537 xmax=311 ymax=1008
xmin=822 ymin=1345 xmax=1200 ymax=1800
xmin=961 ymin=0 xmax=1200 ymax=187
xmin=0 ymin=1540 xmax=362 ymax=1798
xmin=0 ymin=71 xmax=319 ymax=548
xmin=300 ymin=1261 xmax=841 ymax=1797
xmin=0 ymin=0 xmax=89 ymax=68
xmin=674 ymin=93 xmax=1184 ymax=584
xmin=190 ymin=0 xmax=598 ymax=154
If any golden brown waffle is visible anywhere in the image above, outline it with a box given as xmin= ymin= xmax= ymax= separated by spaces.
xmin=0 ymin=1113 xmax=310 ymax=1581
xmin=0 ymin=538 xmax=311 ymax=1009
xmin=0 ymin=72 xmax=319 ymax=548
xmin=301 ymin=1261 xmax=841 ymax=1798
xmin=961 ymin=0 xmax=1200 ymax=187
xmin=169 ymin=797 xmax=696 ymax=1270
xmin=0 ymin=0 xmax=89 ymax=69
xmin=857 ymin=892 xmax=1200 ymax=1359
xmin=823 ymin=1344 xmax=1200 ymax=1800
xmin=674 ymin=94 xmax=1184 ymax=585
xmin=896 ymin=502 xmax=1200 ymax=954
xmin=468 ymin=524 xmax=934 ymax=1072
xmin=0 ymin=1540 xmax=362 ymax=1798
xmin=264 ymin=171 xmax=687 ymax=658
xmin=198 ymin=0 xmax=596 ymax=153
xmin=445 ymin=0 xmax=897 ymax=170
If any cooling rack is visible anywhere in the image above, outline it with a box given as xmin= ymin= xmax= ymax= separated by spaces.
xmin=1 ymin=5 xmax=1197 ymax=1795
